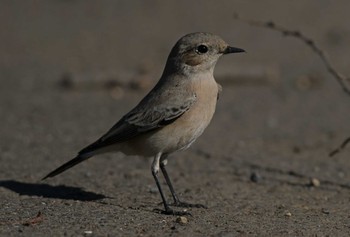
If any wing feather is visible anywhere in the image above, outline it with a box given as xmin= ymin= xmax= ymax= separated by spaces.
xmin=78 ymin=93 xmax=196 ymax=155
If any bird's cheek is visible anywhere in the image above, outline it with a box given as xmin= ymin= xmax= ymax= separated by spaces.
xmin=183 ymin=55 xmax=202 ymax=66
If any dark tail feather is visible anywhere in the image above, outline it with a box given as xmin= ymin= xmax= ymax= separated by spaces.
xmin=42 ymin=154 xmax=92 ymax=180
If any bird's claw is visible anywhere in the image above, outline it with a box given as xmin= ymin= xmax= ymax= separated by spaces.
xmin=172 ymin=201 xmax=207 ymax=209
xmin=153 ymin=208 xmax=192 ymax=216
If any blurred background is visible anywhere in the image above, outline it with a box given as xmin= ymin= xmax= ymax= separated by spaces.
xmin=1 ymin=1 xmax=350 ymax=236
xmin=1 ymin=0 xmax=350 ymax=88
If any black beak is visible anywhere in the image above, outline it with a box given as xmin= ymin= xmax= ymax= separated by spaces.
xmin=223 ymin=46 xmax=246 ymax=54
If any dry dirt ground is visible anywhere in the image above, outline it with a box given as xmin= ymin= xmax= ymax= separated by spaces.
xmin=1 ymin=1 xmax=350 ymax=236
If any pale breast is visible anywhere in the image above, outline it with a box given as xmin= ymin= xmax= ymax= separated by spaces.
xmin=117 ymin=75 xmax=219 ymax=157
xmin=147 ymin=76 xmax=219 ymax=154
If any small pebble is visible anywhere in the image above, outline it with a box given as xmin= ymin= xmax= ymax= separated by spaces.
xmin=322 ymin=208 xmax=330 ymax=214
xmin=84 ymin=230 xmax=93 ymax=234
xmin=250 ymin=172 xmax=261 ymax=183
xmin=176 ymin=216 xmax=188 ymax=224
xmin=285 ymin=212 xmax=292 ymax=217
xmin=310 ymin=178 xmax=320 ymax=187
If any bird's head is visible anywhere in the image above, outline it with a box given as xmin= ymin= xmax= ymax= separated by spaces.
xmin=164 ymin=32 xmax=245 ymax=75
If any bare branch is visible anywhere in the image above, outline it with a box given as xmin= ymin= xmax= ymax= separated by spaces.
xmin=233 ymin=13 xmax=350 ymax=155
xmin=329 ymin=137 xmax=350 ymax=157
xmin=233 ymin=13 xmax=350 ymax=95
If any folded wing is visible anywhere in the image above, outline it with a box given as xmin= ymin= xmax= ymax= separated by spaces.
xmin=78 ymin=93 xmax=197 ymax=155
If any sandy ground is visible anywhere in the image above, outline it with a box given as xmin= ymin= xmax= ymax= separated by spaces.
xmin=1 ymin=1 xmax=350 ymax=236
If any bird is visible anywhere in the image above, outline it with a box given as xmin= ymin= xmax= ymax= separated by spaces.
xmin=42 ymin=32 xmax=245 ymax=215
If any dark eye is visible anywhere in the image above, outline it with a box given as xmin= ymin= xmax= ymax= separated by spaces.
xmin=196 ymin=45 xmax=208 ymax=54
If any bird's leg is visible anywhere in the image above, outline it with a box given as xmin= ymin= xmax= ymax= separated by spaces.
xmin=160 ymin=158 xmax=207 ymax=209
xmin=152 ymin=153 xmax=190 ymax=216
xmin=159 ymin=158 xmax=180 ymax=204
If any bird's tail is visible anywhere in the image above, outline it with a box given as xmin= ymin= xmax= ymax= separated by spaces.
xmin=42 ymin=153 xmax=92 ymax=180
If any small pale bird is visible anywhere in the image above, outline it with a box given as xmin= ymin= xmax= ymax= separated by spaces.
xmin=43 ymin=32 xmax=245 ymax=215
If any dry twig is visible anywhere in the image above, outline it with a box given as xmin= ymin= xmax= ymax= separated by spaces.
xmin=329 ymin=137 xmax=350 ymax=157
xmin=233 ymin=13 xmax=350 ymax=156
xmin=233 ymin=13 xmax=350 ymax=95
xmin=22 ymin=211 xmax=43 ymax=226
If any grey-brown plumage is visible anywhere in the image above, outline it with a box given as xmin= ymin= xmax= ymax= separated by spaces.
xmin=43 ymin=32 xmax=245 ymax=215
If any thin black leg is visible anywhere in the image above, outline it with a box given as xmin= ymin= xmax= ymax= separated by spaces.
xmin=160 ymin=160 xmax=207 ymax=209
xmin=160 ymin=161 xmax=180 ymax=203
xmin=151 ymin=154 xmax=190 ymax=216
xmin=152 ymin=168 xmax=170 ymax=211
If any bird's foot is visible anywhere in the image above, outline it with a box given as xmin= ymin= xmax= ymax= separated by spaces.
xmin=172 ymin=201 xmax=207 ymax=209
xmin=153 ymin=208 xmax=192 ymax=216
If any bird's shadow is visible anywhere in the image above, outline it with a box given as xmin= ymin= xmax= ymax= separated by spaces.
xmin=0 ymin=180 xmax=107 ymax=201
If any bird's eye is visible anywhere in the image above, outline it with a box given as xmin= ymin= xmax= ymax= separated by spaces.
xmin=196 ymin=45 xmax=208 ymax=54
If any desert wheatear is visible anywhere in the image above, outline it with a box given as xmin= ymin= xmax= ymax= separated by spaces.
xmin=43 ymin=32 xmax=245 ymax=215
